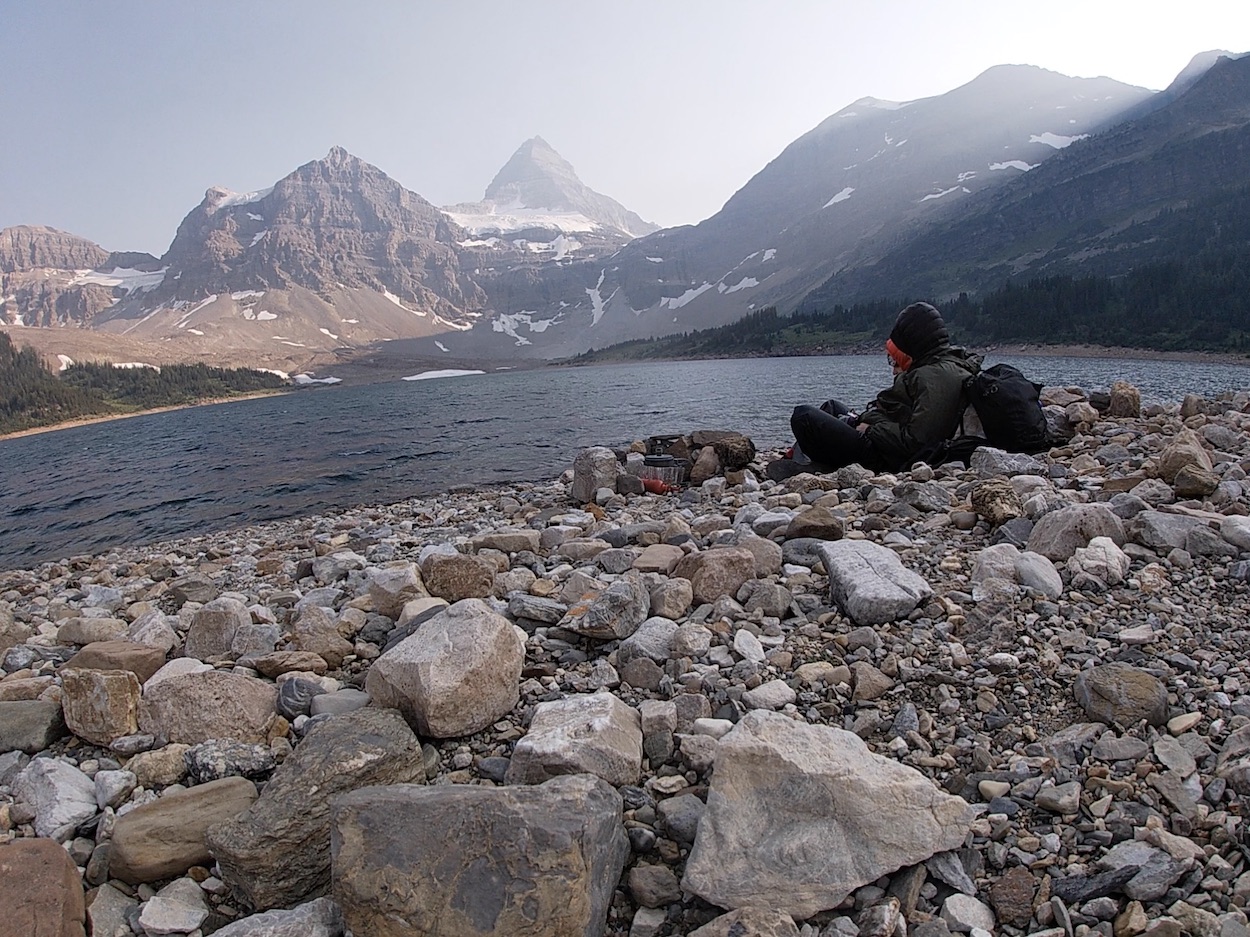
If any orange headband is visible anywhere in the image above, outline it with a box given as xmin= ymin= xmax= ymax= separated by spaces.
xmin=886 ymin=338 xmax=912 ymax=371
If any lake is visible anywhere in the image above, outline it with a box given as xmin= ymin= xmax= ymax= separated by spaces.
xmin=2 ymin=354 xmax=1249 ymax=571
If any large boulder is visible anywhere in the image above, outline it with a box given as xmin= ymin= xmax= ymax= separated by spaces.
xmin=683 ymin=711 xmax=974 ymax=919
xmin=139 ymin=670 xmax=277 ymax=745
xmin=0 ymin=699 xmax=67 ymax=754
xmin=332 ymin=774 xmax=629 ymax=937
xmin=366 ymin=599 xmax=524 ymax=738
xmin=184 ymin=597 xmax=251 ymax=661
xmin=63 ymin=640 xmax=167 ymax=683
xmin=1074 ymin=663 xmax=1168 ymax=727
xmin=207 ymin=708 xmax=424 ymax=911
xmin=556 ymin=574 xmax=651 ymax=641
xmin=1025 ymin=503 xmax=1125 ymax=562
xmin=110 ymin=777 xmax=258 ymax=884
xmin=0 ymin=838 xmax=86 ymax=937
xmin=816 ymin=540 xmax=933 ymax=625
xmin=506 ymin=693 xmax=643 ymax=787
xmin=672 ymin=548 xmax=757 ymax=606
xmin=60 ymin=668 xmax=141 ymax=746
xmin=13 ymin=758 xmax=97 ymax=842
xmin=209 ymin=898 xmax=344 ymax=937
xmin=571 ymin=446 xmax=620 ymax=503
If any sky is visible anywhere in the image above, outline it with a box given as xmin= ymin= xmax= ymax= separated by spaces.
xmin=3 ymin=1 xmax=1249 ymax=256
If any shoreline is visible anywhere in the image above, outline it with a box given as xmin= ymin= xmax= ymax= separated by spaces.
xmin=6 ymin=343 xmax=1250 ymax=442
xmin=0 ymin=389 xmax=291 ymax=442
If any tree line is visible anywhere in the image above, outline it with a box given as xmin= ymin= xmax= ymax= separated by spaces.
xmin=568 ymin=244 xmax=1250 ymax=363
xmin=0 ymin=333 xmax=287 ymax=435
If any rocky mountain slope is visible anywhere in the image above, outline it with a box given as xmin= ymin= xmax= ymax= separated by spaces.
xmin=4 ymin=51 xmax=1246 ymax=370
xmin=803 ymin=51 xmax=1250 ymax=306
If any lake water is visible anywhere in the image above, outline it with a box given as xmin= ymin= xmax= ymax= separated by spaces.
xmin=3 ymin=354 xmax=1250 ymax=571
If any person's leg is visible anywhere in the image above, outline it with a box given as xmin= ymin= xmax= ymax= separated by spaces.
xmin=790 ymin=404 xmax=876 ymax=469
xmin=818 ymin=399 xmax=854 ymax=419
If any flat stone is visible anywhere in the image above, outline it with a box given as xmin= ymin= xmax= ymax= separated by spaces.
xmin=332 ymin=774 xmax=629 ymax=937
xmin=0 ymin=837 xmax=85 ymax=937
xmin=505 ymin=693 xmax=643 ymax=787
xmin=110 ymin=777 xmax=258 ymax=884
xmin=63 ymin=640 xmax=167 ymax=682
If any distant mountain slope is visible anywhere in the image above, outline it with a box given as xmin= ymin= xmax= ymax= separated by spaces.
xmin=802 ymin=51 xmax=1250 ymax=307
xmin=408 ymin=65 xmax=1154 ymax=358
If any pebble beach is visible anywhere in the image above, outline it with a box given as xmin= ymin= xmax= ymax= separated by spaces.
xmin=5 ymin=381 xmax=1250 ymax=937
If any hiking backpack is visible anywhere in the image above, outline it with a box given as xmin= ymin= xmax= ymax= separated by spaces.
xmin=962 ymin=363 xmax=1051 ymax=454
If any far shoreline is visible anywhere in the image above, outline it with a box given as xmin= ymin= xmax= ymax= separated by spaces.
xmin=0 ymin=389 xmax=292 ymax=442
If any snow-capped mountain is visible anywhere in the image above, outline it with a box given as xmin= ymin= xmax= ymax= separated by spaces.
xmin=4 ymin=50 xmax=1248 ymax=370
xmin=443 ymin=136 xmax=658 ymax=242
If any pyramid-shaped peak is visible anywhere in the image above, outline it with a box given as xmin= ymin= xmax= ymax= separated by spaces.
xmin=486 ymin=137 xmax=580 ymax=198
xmin=321 ymin=145 xmax=366 ymax=167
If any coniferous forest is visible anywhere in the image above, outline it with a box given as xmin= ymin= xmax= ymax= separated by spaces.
xmin=0 ymin=332 xmax=287 ymax=435
xmin=568 ymin=245 xmax=1250 ymax=363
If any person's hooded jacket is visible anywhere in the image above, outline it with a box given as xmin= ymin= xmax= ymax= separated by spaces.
xmin=859 ymin=302 xmax=981 ymax=468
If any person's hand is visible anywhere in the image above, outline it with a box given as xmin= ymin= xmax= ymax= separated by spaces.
xmin=856 ymin=422 xmax=869 ymax=433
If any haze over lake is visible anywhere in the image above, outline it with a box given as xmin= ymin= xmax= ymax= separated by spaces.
xmin=3 ymin=354 xmax=1249 ymax=571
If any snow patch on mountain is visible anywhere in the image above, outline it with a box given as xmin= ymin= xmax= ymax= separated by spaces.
xmin=402 ymin=369 xmax=484 ymax=381
xmin=383 ymin=290 xmax=428 ymax=317
xmin=1030 ymin=132 xmax=1089 ymax=149
xmin=921 ymin=186 xmax=970 ymax=202
xmin=443 ymin=206 xmax=600 ymax=236
xmin=492 ymin=310 xmax=559 ymax=346
xmin=213 ymin=187 xmax=274 ymax=209
xmin=721 ymin=277 xmax=759 ymax=294
xmin=824 ymin=187 xmax=856 ymax=208
xmin=989 ymin=160 xmax=1038 ymax=172
xmin=70 ymin=267 xmax=167 ymax=292
xmin=661 ymin=282 xmax=714 ymax=310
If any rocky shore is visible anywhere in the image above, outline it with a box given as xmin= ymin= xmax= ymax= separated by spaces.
xmin=4 ymin=382 xmax=1250 ymax=937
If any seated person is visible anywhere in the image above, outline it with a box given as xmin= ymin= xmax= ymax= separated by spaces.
xmin=768 ymin=302 xmax=982 ymax=479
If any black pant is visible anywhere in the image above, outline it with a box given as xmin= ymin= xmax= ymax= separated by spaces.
xmin=791 ymin=401 xmax=882 ymax=471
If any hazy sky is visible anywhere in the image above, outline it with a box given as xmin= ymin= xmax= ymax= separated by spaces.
xmin=3 ymin=1 xmax=1248 ymax=256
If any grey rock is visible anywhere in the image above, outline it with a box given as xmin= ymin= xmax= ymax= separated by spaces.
xmin=0 ymin=699 xmax=68 ymax=754
xmin=817 ymin=540 xmax=933 ymax=625
xmin=209 ymin=897 xmax=344 ymax=937
xmin=185 ymin=739 xmax=277 ymax=783
xmin=1026 ymin=503 xmax=1125 ymax=561
xmin=309 ymin=688 xmax=370 ymax=716
xmin=1075 ymin=662 xmax=1168 ymax=727
xmin=619 ymin=616 xmax=678 ymax=665
xmin=277 ymin=676 xmax=327 ymax=720
xmin=506 ymin=692 xmax=643 ymax=787
xmin=366 ymin=598 xmax=524 ymax=738
xmin=682 ymin=711 xmax=973 ymax=918
xmin=557 ymin=574 xmax=651 ymax=640
xmin=185 ymin=596 xmax=251 ymax=661
xmin=13 ymin=757 xmax=98 ymax=841
xmin=572 ymin=446 xmax=620 ymax=503
xmin=332 ymin=774 xmax=628 ymax=937
xmin=207 ymin=708 xmax=425 ymax=911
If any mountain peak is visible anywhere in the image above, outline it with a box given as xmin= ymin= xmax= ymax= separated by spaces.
xmin=484 ymin=138 xmax=582 ymax=204
xmin=322 ymin=145 xmax=361 ymax=167
xmin=1169 ymin=49 xmax=1245 ymax=93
